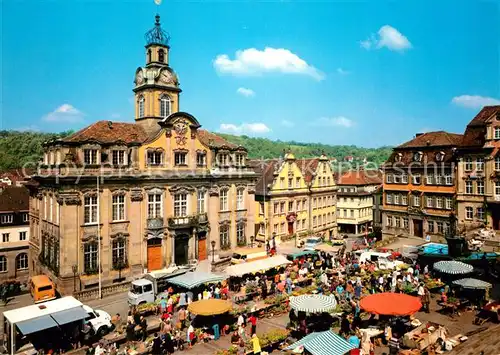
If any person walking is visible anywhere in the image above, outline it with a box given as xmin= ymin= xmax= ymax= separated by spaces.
xmin=423 ymin=286 xmax=431 ymax=313
xmin=251 ymin=334 xmax=261 ymax=355
xmin=249 ymin=313 xmax=257 ymax=335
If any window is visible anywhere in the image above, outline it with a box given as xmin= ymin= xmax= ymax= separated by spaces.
xmin=112 ymin=150 xmax=125 ymax=166
xmin=403 ymin=217 xmax=409 ymax=229
xmin=464 ymin=157 xmax=473 ymax=171
xmin=112 ymin=239 xmax=127 ymax=268
xmin=138 ymin=96 xmax=145 ymax=118
xmin=412 ymin=174 xmax=421 ymax=185
xmin=313 ymin=216 xmax=317 ymax=227
xmin=436 ymin=197 xmax=443 ymax=209
xmin=426 ymin=196 xmax=434 ymax=208
xmin=0 ymin=214 xmax=13 ymax=224
xmin=386 ymin=194 xmax=393 ymax=204
xmin=84 ymin=196 xmax=98 ymax=224
xmin=496 ymin=182 xmax=500 ymax=196
xmin=0 ymin=256 xmax=6 ymax=273
xmin=160 ymin=95 xmax=171 ymax=118
xmin=147 ymin=151 xmax=163 ymax=166
xmin=343 ymin=209 xmax=347 ymax=218
xmin=174 ymin=152 xmax=187 ymax=166
xmin=395 ymin=217 xmax=401 ymax=228
xmin=428 ymin=221 xmax=435 ymax=233
xmin=173 ymin=193 xmax=188 ymax=217
xmin=288 ymin=178 xmax=293 ymax=189
xmin=84 ymin=149 xmax=98 ymax=165
xmin=158 ymin=49 xmax=165 ymax=62
xmin=465 ymin=206 xmax=473 ymax=220
xmin=444 ymin=223 xmax=450 ymax=235
xmin=413 ymin=152 xmax=422 ymax=162
xmin=437 ymin=221 xmax=444 ymax=234
xmin=112 ymin=195 xmax=125 ymax=221
xmin=394 ymin=175 xmax=401 ymax=184
xmin=401 ymin=195 xmax=408 ymax=206
xmin=19 ymin=231 xmax=27 ymax=241
xmin=445 ymin=197 xmax=453 ymax=210
xmin=445 ymin=175 xmax=453 ymax=185
xmin=280 ymin=202 xmax=285 ymax=213
xmin=274 ymin=203 xmax=279 ymax=215
xmin=219 ymin=153 xmax=229 ymax=166
xmin=84 ymin=243 xmax=98 ymax=273
xmin=2 ymin=233 xmax=9 ymax=243
xmin=16 ymin=253 xmax=28 ymax=271
xmin=236 ymin=224 xmax=245 ymax=246
xmin=477 ymin=180 xmax=485 ymax=195
xmin=196 ymin=152 xmax=207 ymax=166
xmin=436 ymin=152 xmax=445 ymax=162
xmin=394 ymin=194 xmax=400 ymax=205
xmin=465 ymin=181 xmax=473 ymax=194
xmin=476 ymin=158 xmax=484 ymax=172
xmin=295 ymin=177 xmax=300 ymax=188
xmin=496 ymin=157 xmax=500 ymax=171
xmin=22 ymin=213 xmax=29 ymax=222
xmin=495 ymin=127 xmax=500 ymax=139
xmin=235 ymin=154 xmax=245 ymax=166
xmin=401 ymin=174 xmax=408 ymax=184
xmin=281 ymin=222 xmax=286 ymax=233
xmin=147 ymin=193 xmax=162 ymax=218
xmin=387 ymin=215 xmax=393 ymax=227
xmin=477 ymin=207 xmax=485 ymax=221
xmin=220 ymin=190 xmax=228 ymax=211
xmin=236 ymin=189 xmax=244 ymax=210
xmin=426 ymin=174 xmax=434 ymax=185
xmin=386 ymin=174 xmax=393 ymax=183
xmin=413 ymin=195 xmax=420 ymax=207
xmin=288 ymin=201 xmax=294 ymax=212
xmin=49 ymin=196 xmax=53 ymax=222
xmin=350 ymin=209 xmax=354 ymax=217
xmin=435 ymin=175 xmax=443 ymax=185
xmin=197 ymin=190 xmax=205 ymax=214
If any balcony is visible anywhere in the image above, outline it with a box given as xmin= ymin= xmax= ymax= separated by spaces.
xmin=167 ymin=213 xmax=208 ymax=229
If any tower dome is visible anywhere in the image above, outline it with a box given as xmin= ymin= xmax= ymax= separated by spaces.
xmin=145 ymin=14 xmax=170 ymax=47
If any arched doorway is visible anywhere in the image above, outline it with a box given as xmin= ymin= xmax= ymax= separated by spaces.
xmin=175 ymin=234 xmax=189 ymax=266
xmin=147 ymin=238 xmax=162 ymax=271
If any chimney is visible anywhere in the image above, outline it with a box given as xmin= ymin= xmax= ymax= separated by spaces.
xmin=415 ymin=133 xmax=424 ymax=138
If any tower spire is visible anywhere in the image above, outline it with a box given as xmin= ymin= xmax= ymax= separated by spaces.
xmin=144 ymin=13 xmax=170 ymax=47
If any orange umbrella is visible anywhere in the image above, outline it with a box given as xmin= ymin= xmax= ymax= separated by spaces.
xmin=360 ymin=293 xmax=422 ymax=316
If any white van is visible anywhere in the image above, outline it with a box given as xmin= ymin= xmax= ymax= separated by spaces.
xmin=359 ymin=251 xmax=405 ymax=270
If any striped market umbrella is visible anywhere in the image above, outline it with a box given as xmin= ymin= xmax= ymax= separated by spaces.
xmin=433 ymin=260 xmax=473 ymax=275
xmin=289 ymin=294 xmax=338 ymax=313
xmin=285 ymin=330 xmax=355 ymax=355
xmin=453 ymin=278 xmax=492 ymax=290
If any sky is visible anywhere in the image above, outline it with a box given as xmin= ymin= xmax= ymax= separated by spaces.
xmin=1 ymin=0 xmax=499 ymax=147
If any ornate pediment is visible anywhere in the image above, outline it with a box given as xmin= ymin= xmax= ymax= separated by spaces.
xmin=169 ymin=185 xmax=196 ymax=195
xmin=130 ymin=188 xmax=144 ymax=202
xmin=209 ymin=185 xmax=219 ymax=197
xmin=59 ymin=192 xmax=82 ymax=206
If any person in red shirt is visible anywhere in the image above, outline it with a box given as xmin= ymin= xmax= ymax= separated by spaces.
xmin=249 ymin=314 xmax=257 ymax=335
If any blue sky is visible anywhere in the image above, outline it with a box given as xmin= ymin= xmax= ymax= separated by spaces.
xmin=1 ymin=0 xmax=499 ymax=147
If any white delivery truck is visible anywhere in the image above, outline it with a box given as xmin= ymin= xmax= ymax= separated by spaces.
xmin=82 ymin=305 xmax=113 ymax=337
xmin=128 ymin=267 xmax=187 ymax=306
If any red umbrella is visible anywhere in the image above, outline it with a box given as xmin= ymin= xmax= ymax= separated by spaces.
xmin=360 ymin=293 xmax=422 ymax=316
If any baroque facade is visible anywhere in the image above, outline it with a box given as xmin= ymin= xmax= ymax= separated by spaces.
xmin=382 ymin=132 xmax=461 ymax=240
xmin=28 ymin=15 xmax=256 ymax=294
xmin=456 ymin=106 xmax=500 ymax=232
xmin=336 ymin=170 xmax=382 ymax=235
xmin=252 ymin=152 xmax=337 ymax=243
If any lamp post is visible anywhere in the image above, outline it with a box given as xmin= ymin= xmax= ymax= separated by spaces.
xmin=211 ymin=240 xmax=216 ymax=263
xmin=71 ymin=264 xmax=78 ymax=293
xmin=250 ymin=236 xmax=254 ymax=248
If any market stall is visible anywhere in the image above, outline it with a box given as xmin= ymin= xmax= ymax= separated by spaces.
xmin=289 ymin=294 xmax=337 ymax=313
xmin=402 ymin=322 xmax=447 ymax=350
xmin=452 ymin=277 xmax=491 ymax=290
xmin=285 ymin=330 xmax=355 ymax=355
xmin=188 ymin=299 xmax=232 ymax=316
xmin=360 ymin=293 xmax=422 ymax=316
xmin=433 ymin=260 xmax=473 ymax=276
xmin=167 ymin=271 xmax=226 ymax=289
xmin=289 ymin=294 xmax=338 ymax=334
xmin=224 ymin=255 xmax=292 ymax=277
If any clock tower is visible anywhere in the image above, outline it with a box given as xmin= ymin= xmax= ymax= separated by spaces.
xmin=133 ymin=14 xmax=181 ymax=135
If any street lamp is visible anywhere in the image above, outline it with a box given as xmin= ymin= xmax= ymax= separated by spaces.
xmin=211 ymin=240 xmax=216 ymax=263
xmin=71 ymin=264 xmax=78 ymax=293
xmin=250 ymin=236 xmax=254 ymax=248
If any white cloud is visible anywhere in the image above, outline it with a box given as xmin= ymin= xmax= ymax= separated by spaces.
xmin=337 ymin=68 xmax=351 ymax=75
xmin=42 ymin=104 xmax=84 ymax=123
xmin=236 ymin=87 xmax=255 ymax=97
xmin=214 ymin=47 xmax=324 ymax=80
xmin=452 ymin=95 xmax=500 ymax=109
xmin=281 ymin=119 xmax=295 ymax=128
xmin=313 ymin=116 xmax=354 ymax=128
xmin=360 ymin=25 xmax=412 ymax=52
xmin=219 ymin=122 xmax=271 ymax=135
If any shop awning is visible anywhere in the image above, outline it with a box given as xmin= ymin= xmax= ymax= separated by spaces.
xmin=452 ymin=278 xmax=492 ymax=290
xmin=225 ymin=255 xmax=292 ymax=277
xmin=285 ymin=330 xmax=355 ymax=355
xmin=290 ymin=294 xmax=337 ymax=313
xmin=188 ymin=299 xmax=232 ymax=316
xmin=16 ymin=315 xmax=59 ymax=335
xmin=51 ymin=306 xmax=89 ymax=326
xmin=168 ymin=271 xmax=226 ymax=289
xmin=360 ymin=293 xmax=422 ymax=316
xmin=433 ymin=260 xmax=473 ymax=275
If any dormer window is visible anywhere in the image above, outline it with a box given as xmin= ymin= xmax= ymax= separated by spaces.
xmin=158 ymin=49 xmax=165 ymax=63
xmin=160 ymin=94 xmax=171 ymax=118
xmin=219 ymin=153 xmax=230 ymax=166
xmin=436 ymin=152 xmax=445 ymax=162
xmin=235 ymin=154 xmax=245 ymax=166
xmin=196 ymin=152 xmax=207 ymax=167
xmin=0 ymin=214 xmax=13 ymax=224
xmin=174 ymin=152 xmax=188 ymax=166
xmin=84 ymin=149 xmax=98 ymax=165
xmin=395 ymin=153 xmax=402 ymax=162
xmin=494 ymin=127 xmax=500 ymax=140
xmin=413 ymin=152 xmax=423 ymax=162
xmin=147 ymin=150 xmax=163 ymax=166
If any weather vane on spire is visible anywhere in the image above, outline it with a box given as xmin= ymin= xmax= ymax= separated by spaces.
xmin=145 ymin=0 xmax=170 ymax=46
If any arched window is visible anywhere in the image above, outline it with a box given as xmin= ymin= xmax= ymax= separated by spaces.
xmin=158 ymin=49 xmax=165 ymax=63
xmin=16 ymin=253 xmax=28 ymax=271
xmin=147 ymin=49 xmax=152 ymax=63
xmin=160 ymin=95 xmax=171 ymax=118
xmin=0 ymin=256 xmax=6 ymax=272
xmin=138 ymin=96 xmax=145 ymax=118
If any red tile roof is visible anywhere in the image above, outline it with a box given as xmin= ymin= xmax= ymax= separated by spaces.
xmin=0 ymin=186 xmax=29 ymax=212
xmin=338 ymin=170 xmax=383 ymax=186
xmin=296 ymin=158 xmax=320 ymax=183
xmin=62 ymin=121 xmax=148 ymax=145
xmin=467 ymin=105 xmax=500 ymax=126
xmin=460 ymin=106 xmax=500 ymax=148
xmin=197 ymin=129 xmax=239 ymax=149
xmin=397 ymin=131 xmax=463 ymax=148
xmin=250 ymin=159 xmax=280 ymax=196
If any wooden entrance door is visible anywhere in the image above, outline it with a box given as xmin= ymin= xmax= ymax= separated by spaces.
xmin=491 ymin=206 xmax=500 ymax=230
xmin=147 ymin=238 xmax=162 ymax=271
xmin=198 ymin=238 xmax=207 ymax=261
xmin=413 ymin=219 xmax=423 ymax=238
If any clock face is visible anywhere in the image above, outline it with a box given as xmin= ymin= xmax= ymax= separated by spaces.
xmin=160 ymin=70 xmax=174 ymax=85
xmin=135 ymin=70 xmax=144 ymax=85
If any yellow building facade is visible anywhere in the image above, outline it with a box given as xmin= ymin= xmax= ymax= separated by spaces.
xmin=252 ymin=153 xmax=337 ymax=243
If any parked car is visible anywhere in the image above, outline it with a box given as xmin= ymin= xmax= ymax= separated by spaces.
xmin=304 ymin=236 xmax=323 ymax=251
